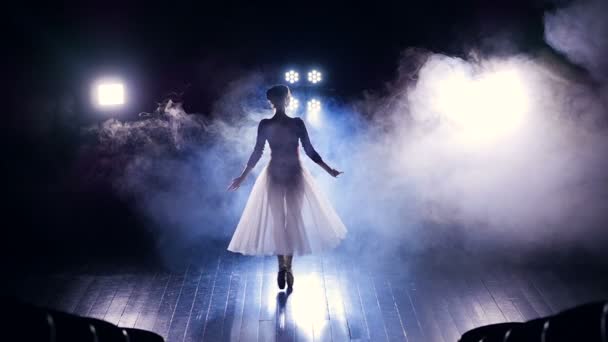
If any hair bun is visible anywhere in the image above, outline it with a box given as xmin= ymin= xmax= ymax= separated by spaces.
xmin=266 ymin=84 xmax=290 ymax=102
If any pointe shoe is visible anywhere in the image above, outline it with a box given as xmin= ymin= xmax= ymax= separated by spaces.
xmin=277 ymin=269 xmax=286 ymax=289
xmin=285 ymin=270 xmax=294 ymax=289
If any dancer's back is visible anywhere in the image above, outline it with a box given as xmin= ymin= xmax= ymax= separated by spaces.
xmin=248 ymin=115 xmax=322 ymax=186
xmin=265 ymin=115 xmax=301 ymax=162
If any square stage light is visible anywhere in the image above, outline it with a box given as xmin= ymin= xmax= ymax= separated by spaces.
xmin=97 ymin=83 xmax=125 ymax=106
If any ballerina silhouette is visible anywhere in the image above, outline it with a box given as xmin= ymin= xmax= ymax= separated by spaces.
xmin=227 ymin=84 xmax=347 ymax=290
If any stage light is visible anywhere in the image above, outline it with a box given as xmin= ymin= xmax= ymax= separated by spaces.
xmin=287 ymin=96 xmax=299 ymax=112
xmin=96 ymin=82 xmax=125 ymax=106
xmin=307 ymin=70 xmax=322 ymax=84
xmin=434 ymin=67 xmax=529 ymax=142
xmin=306 ymin=99 xmax=321 ymax=125
xmin=307 ymin=99 xmax=321 ymax=113
xmin=91 ymin=80 xmax=125 ymax=108
xmin=285 ymin=70 xmax=299 ymax=84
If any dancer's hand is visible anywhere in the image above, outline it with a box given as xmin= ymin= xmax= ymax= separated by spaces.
xmin=329 ymin=168 xmax=343 ymax=178
xmin=227 ymin=176 xmax=245 ymax=191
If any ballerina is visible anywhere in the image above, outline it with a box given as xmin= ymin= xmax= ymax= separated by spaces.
xmin=227 ymin=84 xmax=347 ymax=290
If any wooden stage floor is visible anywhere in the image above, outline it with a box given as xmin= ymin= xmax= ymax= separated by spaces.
xmin=8 ymin=250 xmax=608 ymax=342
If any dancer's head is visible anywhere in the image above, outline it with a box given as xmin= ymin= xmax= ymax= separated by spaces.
xmin=266 ymin=84 xmax=291 ymax=111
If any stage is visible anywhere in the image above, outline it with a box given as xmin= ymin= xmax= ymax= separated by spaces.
xmin=7 ymin=246 xmax=608 ymax=342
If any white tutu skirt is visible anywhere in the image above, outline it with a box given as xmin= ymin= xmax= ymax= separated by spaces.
xmin=227 ymin=163 xmax=347 ymax=256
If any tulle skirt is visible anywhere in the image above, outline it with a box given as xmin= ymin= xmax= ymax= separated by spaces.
xmin=227 ymin=162 xmax=347 ymax=256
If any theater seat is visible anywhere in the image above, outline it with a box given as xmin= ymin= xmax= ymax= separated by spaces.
xmin=542 ymin=301 xmax=607 ymax=342
xmin=124 ymin=328 xmax=165 ymax=342
xmin=503 ymin=317 xmax=546 ymax=341
xmin=3 ymin=296 xmax=164 ymax=342
xmin=459 ymin=322 xmax=523 ymax=342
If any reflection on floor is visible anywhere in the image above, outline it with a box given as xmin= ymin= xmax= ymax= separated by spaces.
xmin=9 ymin=250 xmax=608 ymax=342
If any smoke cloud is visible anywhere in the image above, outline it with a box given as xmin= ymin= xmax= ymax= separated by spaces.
xmin=83 ymin=0 xmax=608 ymax=265
xmin=544 ymin=0 xmax=608 ymax=81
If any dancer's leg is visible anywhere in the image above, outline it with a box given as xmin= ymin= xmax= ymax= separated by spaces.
xmin=284 ymin=254 xmax=294 ymax=288
xmin=285 ymin=178 xmax=307 ymax=253
xmin=284 ymin=255 xmax=293 ymax=270
xmin=277 ymin=255 xmax=286 ymax=271
xmin=267 ymin=180 xmax=288 ymax=253
xmin=268 ymin=178 xmax=289 ymax=290
xmin=283 ymin=173 xmax=303 ymax=290
xmin=276 ymin=254 xmax=287 ymax=289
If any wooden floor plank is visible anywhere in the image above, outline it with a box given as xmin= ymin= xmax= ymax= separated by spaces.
xmin=258 ymin=259 xmax=278 ymax=342
xmin=481 ymin=270 xmax=524 ymax=322
xmin=426 ymin=275 xmax=460 ymax=342
xmin=104 ymin=273 xmax=139 ymax=325
xmin=529 ymin=270 xmax=575 ymax=314
xmin=454 ymin=273 xmax=489 ymax=327
xmin=408 ymin=276 xmax=445 ymax=342
xmin=134 ymin=273 xmax=171 ymax=332
xmin=493 ymin=267 xmax=540 ymax=321
xmin=440 ymin=273 xmax=475 ymax=336
xmin=165 ymin=266 xmax=203 ymax=342
xmin=389 ymin=277 xmax=426 ymax=342
xmin=260 ymin=257 xmax=278 ymax=323
xmin=183 ymin=256 xmax=221 ymax=342
xmin=336 ymin=255 xmax=369 ymax=340
xmin=154 ymin=268 xmax=188 ymax=338
xmin=356 ymin=268 xmax=389 ymax=342
xmin=87 ymin=275 xmax=124 ymax=319
xmin=118 ymin=273 xmax=158 ymax=328
xmin=203 ymin=254 xmax=237 ymax=341
xmin=239 ymin=257 xmax=263 ymax=342
xmin=373 ymin=276 xmax=408 ymax=342
xmin=466 ymin=273 xmax=506 ymax=324
xmin=313 ymin=257 xmax=333 ymax=342
xmin=73 ymin=276 xmax=102 ymax=317
xmin=321 ymin=254 xmax=350 ymax=342
xmin=223 ymin=254 xmax=249 ymax=342
xmin=511 ymin=269 xmax=553 ymax=318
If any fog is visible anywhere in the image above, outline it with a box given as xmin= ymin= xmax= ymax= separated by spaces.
xmin=85 ymin=0 xmax=608 ymax=265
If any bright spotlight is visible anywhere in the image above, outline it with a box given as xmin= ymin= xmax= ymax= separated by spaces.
xmin=306 ymin=99 xmax=321 ymax=125
xmin=285 ymin=70 xmax=299 ymax=84
xmin=287 ymin=96 xmax=299 ymax=112
xmin=434 ymin=67 xmax=529 ymax=142
xmin=96 ymin=82 xmax=125 ymax=106
xmin=307 ymin=98 xmax=321 ymax=113
xmin=307 ymin=70 xmax=322 ymax=84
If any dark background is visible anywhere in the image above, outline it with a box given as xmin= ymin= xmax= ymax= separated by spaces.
xmin=9 ymin=1 xmax=553 ymax=115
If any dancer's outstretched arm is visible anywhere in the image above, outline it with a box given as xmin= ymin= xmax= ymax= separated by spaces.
xmin=228 ymin=120 xmax=267 ymax=191
xmin=297 ymin=118 xmax=343 ymax=178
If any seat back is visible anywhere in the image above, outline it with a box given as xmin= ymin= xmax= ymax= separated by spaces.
xmin=504 ymin=317 xmax=546 ymax=342
xmin=542 ymin=301 xmax=607 ymax=342
xmin=459 ymin=322 xmax=523 ymax=342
